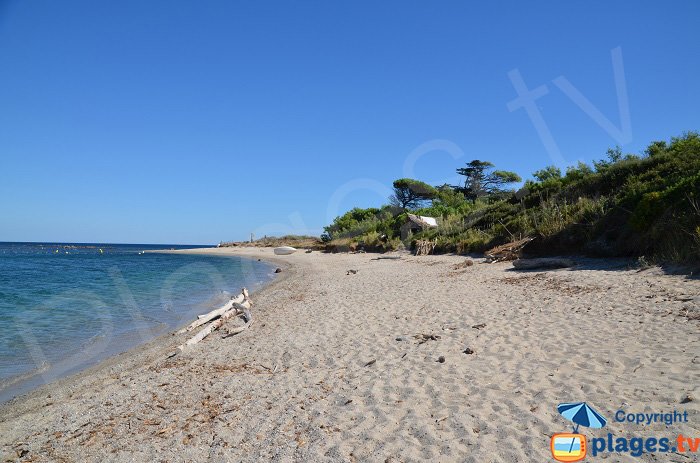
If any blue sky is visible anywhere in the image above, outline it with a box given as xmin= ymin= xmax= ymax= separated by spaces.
xmin=1 ymin=1 xmax=698 ymax=244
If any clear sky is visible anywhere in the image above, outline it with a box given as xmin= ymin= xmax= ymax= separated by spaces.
xmin=1 ymin=1 xmax=698 ymax=244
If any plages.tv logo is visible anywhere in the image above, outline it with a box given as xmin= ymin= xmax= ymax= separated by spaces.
xmin=551 ymin=402 xmax=607 ymax=462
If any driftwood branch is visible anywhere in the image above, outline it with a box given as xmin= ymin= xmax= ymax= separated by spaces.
xmin=222 ymin=305 xmax=253 ymax=338
xmin=177 ymin=299 xmax=233 ymax=334
xmin=176 ymin=288 xmax=249 ymax=334
xmin=177 ymin=288 xmax=252 ymax=350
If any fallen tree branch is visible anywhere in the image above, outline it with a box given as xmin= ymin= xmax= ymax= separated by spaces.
xmin=176 ymin=289 xmax=249 ymax=334
xmin=221 ymin=306 xmax=254 ymax=338
xmin=177 ymin=289 xmax=251 ymax=350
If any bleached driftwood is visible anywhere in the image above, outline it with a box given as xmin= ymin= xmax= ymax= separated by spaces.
xmin=179 ymin=299 xmax=250 ymax=350
xmin=221 ymin=304 xmax=253 ymax=338
xmin=176 ymin=299 xmax=233 ymax=334
xmin=176 ymin=289 xmax=248 ymax=334
xmin=178 ymin=294 xmax=252 ymax=350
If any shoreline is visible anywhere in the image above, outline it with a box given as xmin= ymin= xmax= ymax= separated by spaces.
xmin=1 ymin=249 xmax=698 ymax=462
xmin=0 ymin=248 xmax=287 ymax=407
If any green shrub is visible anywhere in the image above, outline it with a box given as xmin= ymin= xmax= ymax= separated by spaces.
xmin=322 ymin=132 xmax=700 ymax=263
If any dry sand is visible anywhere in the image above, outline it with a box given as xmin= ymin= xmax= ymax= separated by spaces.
xmin=1 ymin=248 xmax=698 ymax=462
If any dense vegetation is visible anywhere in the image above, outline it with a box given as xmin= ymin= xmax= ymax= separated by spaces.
xmin=323 ymin=132 xmax=700 ymax=263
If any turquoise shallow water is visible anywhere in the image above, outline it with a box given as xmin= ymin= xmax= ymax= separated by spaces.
xmin=0 ymin=242 xmax=275 ymax=402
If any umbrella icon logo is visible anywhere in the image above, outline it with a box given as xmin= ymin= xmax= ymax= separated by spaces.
xmin=551 ymin=402 xmax=607 ymax=462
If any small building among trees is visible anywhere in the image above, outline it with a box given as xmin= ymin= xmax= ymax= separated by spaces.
xmin=401 ymin=213 xmax=438 ymax=239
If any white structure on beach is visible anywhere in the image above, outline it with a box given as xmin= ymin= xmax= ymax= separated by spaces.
xmin=401 ymin=214 xmax=438 ymax=239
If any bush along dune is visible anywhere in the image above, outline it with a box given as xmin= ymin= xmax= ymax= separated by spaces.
xmin=323 ymin=132 xmax=700 ymax=264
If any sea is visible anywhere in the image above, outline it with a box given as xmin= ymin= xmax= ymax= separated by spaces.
xmin=0 ymin=242 xmax=275 ymax=403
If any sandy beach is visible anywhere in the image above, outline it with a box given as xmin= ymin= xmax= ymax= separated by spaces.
xmin=1 ymin=248 xmax=698 ymax=462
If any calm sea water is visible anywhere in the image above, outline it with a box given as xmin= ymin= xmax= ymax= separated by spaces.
xmin=0 ymin=242 xmax=275 ymax=402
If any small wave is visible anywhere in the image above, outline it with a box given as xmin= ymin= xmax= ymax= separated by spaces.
xmin=0 ymin=361 xmax=50 ymax=391
xmin=84 ymin=333 xmax=106 ymax=344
